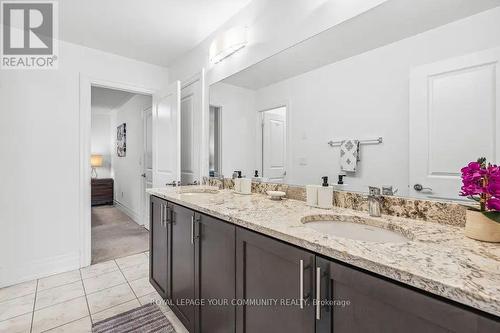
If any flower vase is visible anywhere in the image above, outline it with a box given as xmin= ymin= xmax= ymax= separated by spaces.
xmin=464 ymin=210 xmax=500 ymax=242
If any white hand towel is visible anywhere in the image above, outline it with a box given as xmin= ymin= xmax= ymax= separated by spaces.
xmin=339 ymin=140 xmax=360 ymax=172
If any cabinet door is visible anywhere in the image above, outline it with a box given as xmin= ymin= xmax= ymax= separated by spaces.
xmin=170 ymin=203 xmax=196 ymax=332
xmin=195 ymin=213 xmax=236 ymax=333
xmin=149 ymin=196 xmax=169 ymax=299
xmin=316 ymin=257 xmax=500 ymax=333
xmin=236 ymin=228 xmax=315 ymax=333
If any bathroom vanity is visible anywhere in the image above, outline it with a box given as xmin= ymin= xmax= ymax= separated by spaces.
xmin=148 ymin=188 xmax=500 ymax=333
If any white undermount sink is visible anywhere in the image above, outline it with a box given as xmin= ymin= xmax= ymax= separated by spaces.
xmin=301 ymin=215 xmax=410 ymax=243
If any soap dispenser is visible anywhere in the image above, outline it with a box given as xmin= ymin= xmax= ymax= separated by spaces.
xmin=317 ymin=176 xmax=333 ymax=209
xmin=234 ymin=171 xmax=243 ymax=193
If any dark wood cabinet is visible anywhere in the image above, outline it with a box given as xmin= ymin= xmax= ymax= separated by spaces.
xmin=149 ymin=196 xmax=170 ymax=300
xmin=91 ymin=178 xmax=114 ymax=206
xmin=170 ymin=203 xmax=197 ymax=332
xmin=236 ymin=227 xmax=316 ymax=333
xmin=150 ymin=196 xmax=499 ymax=333
xmin=195 ymin=213 xmax=236 ymax=333
xmin=315 ymin=256 xmax=500 ymax=333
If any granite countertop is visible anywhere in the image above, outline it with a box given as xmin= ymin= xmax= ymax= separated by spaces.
xmin=147 ymin=187 xmax=500 ymax=317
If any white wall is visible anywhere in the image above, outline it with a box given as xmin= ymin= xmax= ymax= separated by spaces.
xmin=210 ymin=83 xmax=257 ymax=178
xmin=0 ymin=40 xmax=168 ymax=288
xmin=169 ymin=0 xmax=387 ymax=83
xmin=214 ymin=7 xmax=500 ymax=195
xmin=91 ymin=110 xmax=113 ymax=179
xmin=111 ymin=95 xmax=152 ymax=224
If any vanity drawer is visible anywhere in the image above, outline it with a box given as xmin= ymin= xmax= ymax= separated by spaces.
xmin=317 ymin=258 xmax=500 ymax=333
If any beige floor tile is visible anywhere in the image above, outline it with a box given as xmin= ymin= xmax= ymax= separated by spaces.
xmin=32 ymin=296 xmax=89 ymax=333
xmin=121 ymin=263 xmax=149 ymax=282
xmin=91 ymin=299 xmax=141 ymax=323
xmin=115 ymin=253 xmax=148 ymax=270
xmin=82 ymin=270 xmax=126 ymax=295
xmin=164 ymin=309 xmax=189 ymax=333
xmin=86 ymin=284 xmax=135 ymax=314
xmin=44 ymin=316 xmax=92 ymax=333
xmin=138 ymin=292 xmax=171 ymax=315
xmin=37 ymin=270 xmax=81 ymax=291
xmin=0 ymin=293 xmax=35 ymax=321
xmin=0 ymin=313 xmax=32 ymax=333
xmin=128 ymin=277 xmax=156 ymax=297
xmin=35 ymin=280 xmax=84 ymax=310
xmin=0 ymin=280 xmax=37 ymax=303
xmin=80 ymin=260 xmax=118 ymax=280
xmin=137 ymin=291 xmax=163 ymax=306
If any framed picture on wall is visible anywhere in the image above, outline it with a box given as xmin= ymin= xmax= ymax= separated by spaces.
xmin=117 ymin=123 xmax=126 ymax=157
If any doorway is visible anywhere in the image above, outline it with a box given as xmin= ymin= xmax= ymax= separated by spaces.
xmin=90 ymin=86 xmax=152 ymax=264
xmin=209 ymin=105 xmax=222 ymax=176
xmin=260 ymin=106 xmax=287 ymax=182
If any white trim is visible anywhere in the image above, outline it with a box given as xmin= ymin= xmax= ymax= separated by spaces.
xmin=0 ymin=252 xmax=80 ymax=289
xmin=114 ymin=200 xmax=143 ymax=226
xmin=79 ymin=74 xmax=156 ymax=268
xmin=141 ymin=106 xmax=153 ymax=230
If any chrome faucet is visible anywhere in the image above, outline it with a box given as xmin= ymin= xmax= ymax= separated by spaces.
xmin=367 ymin=186 xmax=382 ymax=217
xmin=166 ymin=180 xmax=181 ymax=187
xmin=382 ymin=186 xmax=398 ymax=196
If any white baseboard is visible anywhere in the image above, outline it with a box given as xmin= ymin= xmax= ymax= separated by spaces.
xmin=114 ymin=200 xmax=143 ymax=226
xmin=0 ymin=252 xmax=80 ymax=288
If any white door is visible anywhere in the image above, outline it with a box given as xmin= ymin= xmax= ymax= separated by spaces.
xmin=141 ymin=107 xmax=153 ymax=229
xmin=180 ymin=72 xmax=205 ymax=185
xmin=262 ymin=107 xmax=287 ymax=182
xmin=409 ymin=48 xmax=500 ymax=200
xmin=153 ymin=81 xmax=181 ymax=188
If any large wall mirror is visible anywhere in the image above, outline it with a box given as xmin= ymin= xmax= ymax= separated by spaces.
xmin=207 ymin=4 xmax=500 ymax=202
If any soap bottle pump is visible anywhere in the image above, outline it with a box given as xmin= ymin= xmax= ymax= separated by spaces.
xmin=322 ymin=176 xmax=329 ymax=187
xmin=317 ymin=176 xmax=333 ymax=209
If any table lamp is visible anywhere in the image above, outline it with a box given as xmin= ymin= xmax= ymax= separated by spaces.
xmin=91 ymin=154 xmax=103 ymax=179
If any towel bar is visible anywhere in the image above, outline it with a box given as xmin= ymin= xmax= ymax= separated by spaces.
xmin=327 ymin=137 xmax=383 ymax=147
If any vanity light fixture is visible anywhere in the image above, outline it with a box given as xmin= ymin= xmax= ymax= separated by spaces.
xmin=209 ymin=26 xmax=247 ymax=64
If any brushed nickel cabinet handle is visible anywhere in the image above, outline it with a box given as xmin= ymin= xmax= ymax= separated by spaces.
xmin=164 ymin=205 xmax=169 ymax=226
xmin=299 ymin=259 xmax=304 ymax=309
xmin=316 ymin=266 xmax=321 ymax=320
xmin=191 ymin=215 xmax=195 ymax=245
xmin=160 ymin=204 xmax=164 ymax=227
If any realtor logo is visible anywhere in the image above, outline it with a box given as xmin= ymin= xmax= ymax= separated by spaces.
xmin=1 ymin=1 xmax=58 ymax=69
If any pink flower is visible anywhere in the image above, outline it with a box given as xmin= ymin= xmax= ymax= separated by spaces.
xmin=460 ymin=161 xmax=486 ymax=197
xmin=487 ymin=182 xmax=500 ymax=197
xmin=487 ymin=198 xmax=500 ymax=211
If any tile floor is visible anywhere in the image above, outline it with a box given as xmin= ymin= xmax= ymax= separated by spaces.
xmin=0 ymin=252 xmax=188 ymax=333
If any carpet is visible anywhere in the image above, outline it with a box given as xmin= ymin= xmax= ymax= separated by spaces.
xmin=92 ymin=206 xmax=149 ymax=264
xmin=92 ymin=303 xmax=175 ymax=333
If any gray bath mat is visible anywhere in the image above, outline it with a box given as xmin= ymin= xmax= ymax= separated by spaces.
xmin=92 ymin=303 xmax=175 ymax=333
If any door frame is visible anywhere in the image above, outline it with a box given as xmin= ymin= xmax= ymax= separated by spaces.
xmin=208 ymin=104 xmax=223 ymax=176
xmin=141 ymin=106 xmax=153 ymax=230
xmin=79 ymin=74 xmax=156 ymax=267
xmin=257 ymin=103 xmax=290 ymax=181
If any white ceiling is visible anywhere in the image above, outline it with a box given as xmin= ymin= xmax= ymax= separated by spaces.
xmin=60 ymin=0 xmax=252 ymax=67
xmin=223 ymin=0 xmax=500 ymax=90
xmin=91 ymin=87 xmax=136 ymax=112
